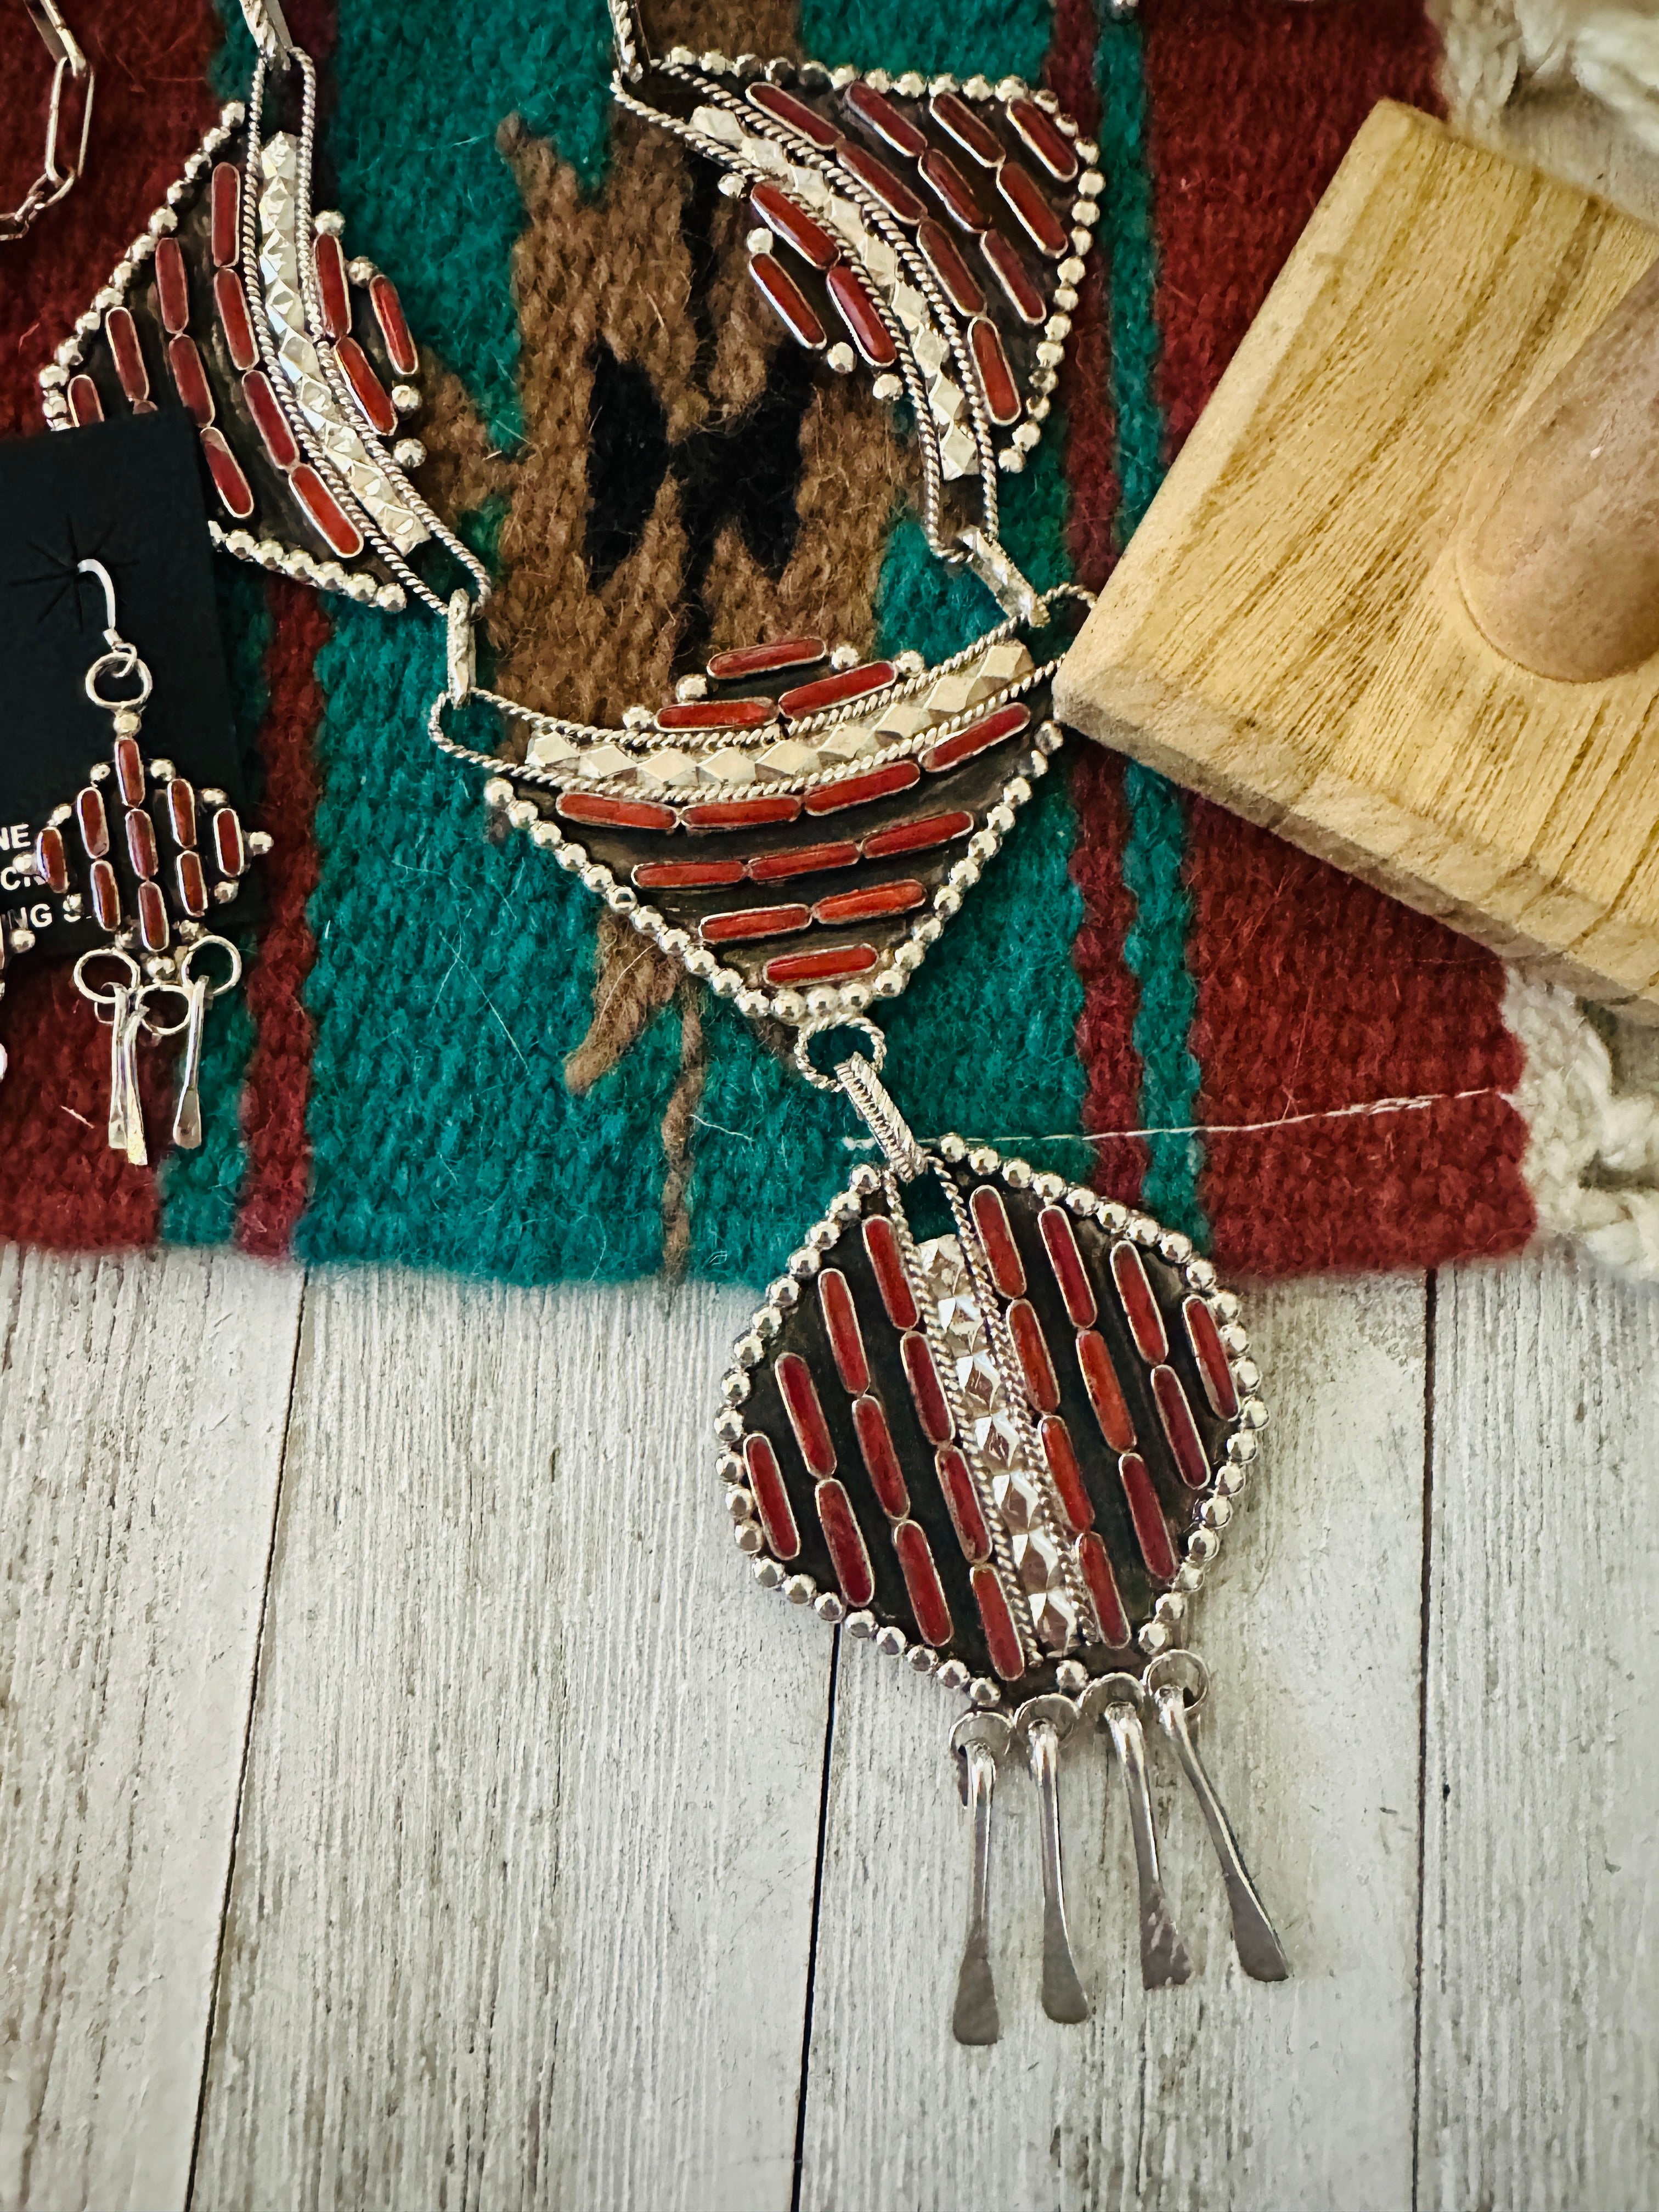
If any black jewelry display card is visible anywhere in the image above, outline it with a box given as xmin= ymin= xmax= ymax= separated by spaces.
xmin=0 ymin=408 xmax=244 ymax=958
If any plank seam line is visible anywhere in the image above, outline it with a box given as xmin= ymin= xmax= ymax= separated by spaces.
xmin=789 ymin=1625 xmax=842 ymax=2212
xmin=182 ymin=1265 xmax=311 ymax=2212
xmin=1410 ymin=1265 xmax=1437 ymax=2212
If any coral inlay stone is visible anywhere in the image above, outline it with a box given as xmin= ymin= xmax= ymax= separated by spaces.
xmin=812 ymin=878 xmax=924 ymax=925
xmin=751 ymin=182 xmax=840 ymax=270
xmin=1007 ymin=1298 xmax=1060 ymax=1413
xmin=68 ymin=375 xmax=103 ymax=426
xmin=1039 ymin=1414 xmax=1093 ymax=1534
xmin=213 ymin=267 xmax=259 ymax=371
xmin=1078 ymin=1532 xmax=1131 ymax=1647
xmin=1152 ymin=1364 xmax=1210 ymax=1490
xmin=114 ymin=737 xmax=145 ymax=806
xmin=75 ymin=786 xmax=109 ymax=858
xmin=176 ymin=849 xmax=208 ymax=916
xmin=336 ymin=335 xmax=398 ymax=435
xmin=763 ymin=944 xmax=878 ymax=986
xmin=749 ymin=840 xmax=859 ymax=882
xmin=1039 ymin=1205 xmax=1096 ymax=1327
xmin=843 ymin=81 xmax=927 ymax=159
xmin=838 ymin=143 xmax=926 ymax=225
xmin=633 ymin=859 xmax=744 ymax=890
xmin=707 ymin=636 xmax=825 ymax=682
xmin=924 ymin=701 xmax=1029 ymax=771
xmin=212 ymin=806 xmax=247 ymax=877
xmin=968 ymin=318 xmax=1021 ymax=426
xmin=744 ymin=1432 xmax=800 ymax=1559
xmin=1112 ymin=1241 xmax=1170 ymax=1364
xmin=89 ymin=858 xmax=120 ymax=929
xmin=918 ymin=219 xmax=986 ymax=314
xmin=34 ymin=827 xmax=69 ymax=894
xmin=655 ymin=696 xmax=776 ymax=732
xmin=682 ymin=794 xmax=802 ymax=830
xmin=938 ymin=1446 xmax=991 ymax=1563
xmin=981 ymin=229 xmax=1045 ymax=324
xmin=243 ymin=369 xmax=299 ymax=467
xmin=894 ymin=1519 xmax=953 ymax=1647
xmin=371 ymin=275 xmax=420 ymax=376
xmin=210 ymin=161 xmax=240 ymax=266
xmin=818 ymin=1268 xmax=870 ymax=1396
xmin=314 ymin=231 xmax=351 ymax=338
xmin=919 ymin=151 xmax=986 ymax=234
xmin=851 ymin=1393 xmax=909 ymax=1519
xmin=1184 ymin=1294 xmax=1239 ymax=1418
xmin=825 ymin=264 xmax=899 ymax=367
xmin=289 ymin=461 xmax=363 ymax=555
xmin=969 ymin=1184 xmax=1025 ymax=1295
xmin=1007 ymin=98 xmax=1079 ymax=182
xmin=699 ymin=902 xmax=810 ymax=945
xmin=154 ymin=235 xmax=190 ymax=334
xmin=749 ymin=252 xmax=827 ymax=350
xmin=972 ymin=1564 xmax=1026 ymax=1680
xmin=999 ymin=159 xmax=1069 ymax=257
xmin=776 ymin=1350 xmax=838 ymax=1476
xmin=168 ymin=335 xmax=215 ymax=426
xmin=863 ymin=1215 xmax=918 ymax=1329
xmin=1119 ymin=1450 xmax=1177 ymax=1582
xmin=930 ymin=89 xmax=1003 ymax=167
xmin=862 ymin=810 xmax=973 ymax=859
xmin=803 ymin=761 xmax=920 ymax=815
xmin=166 ymin=778 xmax=197 ymax=848
xmin=105 ymin=308 xmax=149 ymax=404
xmin=136 ymin=879 xmax=170 ymax=953
xmin=557 ymin=791 xmax=677 ymax=833
xmin=816 ymin=1477 xmax=876 ymax=1606
xmin=900 ymin=1329 xmax=953 ymax=1445
xmin=125 ymin=808 xmax=158 ymax=878
xmin=748 ymin=82 xmax=840 ymax=151
xmin=1077 ymin=1328 xmax=1135 ymax=1451
xmin=780 ymin=661 xmax=896 ymax=719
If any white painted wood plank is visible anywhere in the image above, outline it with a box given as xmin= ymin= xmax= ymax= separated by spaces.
xmin=191 ymin=1272 xmax=828 ymax=2212
xmin=0 ymin=1244 xmax=303 ymax=2212
xmin=1420 ymin=1250 xmax=1659 ymax=2212
xmin=797 ymin=1274 xmax=1430 ymax=2212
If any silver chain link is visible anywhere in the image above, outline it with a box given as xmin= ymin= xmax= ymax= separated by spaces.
xmin=1 ymin=2 xmax=93 ymax=245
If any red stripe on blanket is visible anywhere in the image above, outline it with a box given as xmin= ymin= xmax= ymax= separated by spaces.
xmin=1068 ymin=749 xmax=1147 ymax=1208
xmin=237 ymin=582 xmax=329 ymax=1258
xmin=1046 ymin=0 xmax=1118 ymax=592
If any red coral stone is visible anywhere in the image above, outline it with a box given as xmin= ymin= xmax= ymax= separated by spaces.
xmin=1111 ymin=1241 xmax=1169 ymax=1363
xmin=999 ymin=157 xmax=1069 ymax=258
xmin=919 ymin=150 xmax=986 ymax=234
xmin=1184 ymin=1295 xmax=1240 ymax=1418
xmin=937 ymin=1445 xmax=991 ymax=1564
xmin=210 ymin=161 xmax=240 ymax=268
xmin=289 ymin=462 xmax=364 ymax=556
xmin=105 ymin=308 xmax=150 ymax=405
xmin=313 ymin=231 xmax=351 ymax=340
xmin=1039 ymin=1205 xmax=1097 ymax=1327
xmin=557 ymin=791 xmax=678 ymax=832
xmin=811 ymin=878 xmax=923 ymax=924
xmin=1119 ymin=1451 xmax=1177 ymax=1582
xmin=861 ymin=810 xmax=972 ymax=859
xmin=34 ymin=827 xmax=68 ymax=894
xmin=972 ymin=1565 xmax=1026 ymax=1680
xmin=75 ymin=786 xmax=109 ymax=858
xmin=763 ymin=944 xmax=878 ymax=986
xmin=212 ymin=806 xmax=247 ymax=877
xmin=818 ymin=1267 xmax=870 ymax=1396
xmin=780 ymin=661 xmax=896 ymax=719
xmin=698 ymin=902 xmax=810 ymax=945
xmin=1007 ymin=1297 xmax=1060 ymax=1413
xmin=851 ymin=1394 xmax=909 ymax=1519
xmin=900 ymin=1330 xmax=952 ymax=1445
xmin=749 ymin=252 xmax=827 ymax=350
xmin=241 ymin=369 xmax=299 ymax=469
xmin=749 ymin=841 xmax=859 ymax=882
xmin=802 ymin=761 xmax=920 ymax=816
xmin=168 ymin=335 xmax=215 ymax=427
xmin=654 ymin=696 xmax=776 ymax=730
xmin=923 ymin=701 xmax=1029 ymax=771
xmin=777 ymin=1350 xmax=837 ymax=1477
xmin=632 ymin=859 xmax=744 ymax=890
xmin=213 ymin=267 xmax=258 ymax=371
xmin=706 ymin=636 xmax=825 ymax=682
xmin=681 ymin=794 xmax=802 ymax=830
xmin=89 ymin=858 xmax=120 ymax=929
xmin=1077 ymin=1328 xmax=1135 ymax=1452
xmin=1152 ymin=1365 xmax=1211 ymax=1490
xmin=176 ymin=850 xmax=208 ymax=917
xmin=968 ymin=1184 xmax=1025 ymax=1296
xmin=748 ymin=82 xmax=840 ymax=151
xmin=838 ymin=143 xmax=926 ymax=225
xmin=751 ymin=182 xmax=840 ymax=270
xmin=154 ymin=236 xmax=191 ymax=335
xmin=980 ymin=229 xmax=1045 ymax=324
xmin=930 ymin=89 xmax=1003 ymax=167
xmin=1039 ymin=1414 xmax=1093 ymax=1534
xmin=968 ymin=317 xmax=1022 ymax=427
xmin=816 ymin=1477 xmax=876 ymax=1606
xmin=917 ymin=219 xmax=986 ymax=314
xmin=894 ymin=1520 xmax=953 ymax=1647
xmin=862 ymin=1215 xmax=918 ymax=1330
xmin=125 ymin=807 xmax=158 ymax=878
xmin=1007 ymin=98 xmax=1079 ymax=183
xmin=371 ymin=275 xmax=420 ymax=376
xmin=1078 ymin=1532 xmax=1131 ymax=1647
xmin=336 ymin=335 xmax=398 ymax=436
xmin=744 ymin=1432 xmax=801 ymax=1559
xmin=843 ymin=81 xmax=927 ymax=159
xmin=68 ymin=374 xmax=103 ymax=426
xmin=825 ymin=264 xmax=898 ymax=367
xmin=200 ymin=426 xmax=254 ymax=518
xmin=166 ymin=778 xmax=197 ymax=848
xmin=136 ymin=879 xmax=170 ymax=953
xmin=114 ymin=737 xmax=145 ymax=806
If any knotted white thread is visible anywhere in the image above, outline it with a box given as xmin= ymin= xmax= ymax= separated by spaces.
xmin=1435 ymin=0 xmax=1659 ymax=154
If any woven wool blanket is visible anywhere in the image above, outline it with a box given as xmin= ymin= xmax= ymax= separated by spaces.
xmin=0 ymin=0 xmax=1649 ymax=1283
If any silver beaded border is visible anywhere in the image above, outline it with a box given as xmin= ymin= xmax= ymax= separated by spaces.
xmin=710 ymin=1139 xmax=1267 ymax=1711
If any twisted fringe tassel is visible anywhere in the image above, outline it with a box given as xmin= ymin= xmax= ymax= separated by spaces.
xmin=1435 ymin=0 xmax=1659 ymax=154
xmin=1504 ymin=970 xmax=1659 ymax=1280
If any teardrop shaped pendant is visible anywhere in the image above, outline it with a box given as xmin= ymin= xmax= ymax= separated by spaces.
xmin=716 ymin=1039 xmax=1288 ymax=2036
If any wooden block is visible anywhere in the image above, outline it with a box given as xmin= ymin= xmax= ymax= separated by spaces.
xmin=1054 ymin=101 xmax=1659 ymax=1016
